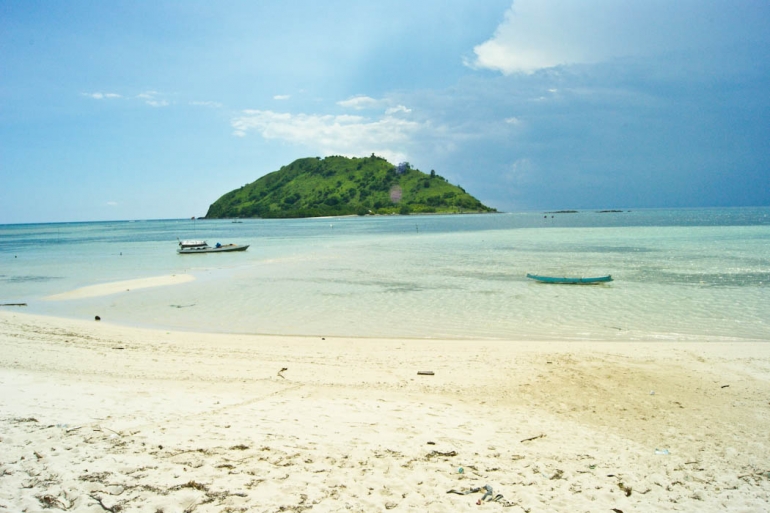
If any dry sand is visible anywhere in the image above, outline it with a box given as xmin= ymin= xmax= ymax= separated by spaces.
xmin=1 ymin=310 xmax=769 ymax=512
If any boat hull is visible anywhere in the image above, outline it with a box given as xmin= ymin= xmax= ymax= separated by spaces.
xmin=526 ymin=273 xmax=612 ymax=284
xmin=177 ymin=244 xmax=249 ymax=254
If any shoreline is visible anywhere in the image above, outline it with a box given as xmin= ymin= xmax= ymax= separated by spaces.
xmin=1 ymin=310 xmax=769 ymax=512
xmin=9 ymin=303 xmax=770 ymax=343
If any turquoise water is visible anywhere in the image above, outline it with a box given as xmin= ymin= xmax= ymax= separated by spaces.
xmin=1 ymin=208 xmax=769 ymax=341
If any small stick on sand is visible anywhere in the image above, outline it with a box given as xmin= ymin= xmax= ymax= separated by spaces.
xmin=89 ymin=493 xmax=120 ymax=512
xmin=521 ymin=434 xmax=546 ymax=443
xmin=97 ymin=426 xmax=122 ymax=437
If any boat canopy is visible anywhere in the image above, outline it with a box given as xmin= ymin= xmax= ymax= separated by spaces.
xmin=179 ymin=240 xmax=207 ymax=247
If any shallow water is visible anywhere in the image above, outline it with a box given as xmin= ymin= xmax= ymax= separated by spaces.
xmin=2 ymin=208 xmax=769 ymax=341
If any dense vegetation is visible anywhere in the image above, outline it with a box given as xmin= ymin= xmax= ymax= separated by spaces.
xmin=205 ymin=155 xmax=496 ymax=218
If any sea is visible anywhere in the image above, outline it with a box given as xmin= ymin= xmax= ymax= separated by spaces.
xmin=1 ymin=208 xmax=769 ymax=342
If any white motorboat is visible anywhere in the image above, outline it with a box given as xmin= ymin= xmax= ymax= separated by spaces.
xmin=177 ymin=240 xmax=249 ymax=254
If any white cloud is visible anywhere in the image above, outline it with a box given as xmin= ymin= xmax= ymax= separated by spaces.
xmin=106 ymin=201 xmax=118 ymax=207
xmin=339 ymin=97 xmax=413 ymax=119
xmin=273 ymin=95 xmax=291 ymax=100
xmin=84 ymin=90 xmax=179 ymax=108
xmin=83 ymin=92 xmax=121 ymax=99
xmin=467 ymin=1 xmax=593 ymax=74
xmin=467 ymin=0 xmax=724 ymax=75
xmin=505 ymin=116 xmax=521 ymax=125
xmin=231 ymin=109 xmax=422 ymax=163
xmin=386 ymin=105 xmax=412 ymax=115
xmin=136 ymin=91 xmax=170 ymax=107
xmin=337 ymin=95 xmax=383 ymax=110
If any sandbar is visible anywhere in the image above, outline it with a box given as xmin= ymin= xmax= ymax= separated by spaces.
xmin=43 ymin=274 xmax=195 ymax=301
xmin=1 ymin=310 xmax=768 ymax=512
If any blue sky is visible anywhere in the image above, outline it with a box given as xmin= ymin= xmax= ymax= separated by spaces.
xmin=1 ymin=0 xmax=769 ymax=223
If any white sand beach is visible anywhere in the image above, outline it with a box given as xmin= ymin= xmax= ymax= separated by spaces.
xmin=1 ymin=310 xmax=769 ymax=512
xmin=43 ymin=275 xmax=196 ymax=301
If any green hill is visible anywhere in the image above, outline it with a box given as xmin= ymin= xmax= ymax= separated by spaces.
xmin=205 ymin=155 xmax=496 ymax=218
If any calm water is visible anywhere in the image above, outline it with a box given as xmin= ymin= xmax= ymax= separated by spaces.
xmin=2 ymin=208 xmax=769 ymax=341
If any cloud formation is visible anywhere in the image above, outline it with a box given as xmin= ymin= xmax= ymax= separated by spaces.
xmin=468 ymin=0 xmax=744 ymax=74
xmin=83 ymin=92 xmax=122 ymax=100
xmin=83 ymin=90 xmax=174 ymax=107
xmin=337 ymin=96 xmax=384 ymax=110
xmin=386 ymin=105 xmax=412 ymax=115
xmin=231 ymin=109 xmax=423 ymax=164
xmin=137 ymin=91 xmax=170 ymax=107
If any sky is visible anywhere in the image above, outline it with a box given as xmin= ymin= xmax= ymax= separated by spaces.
xmin=1 ymin=0 xmax=769 ymax=223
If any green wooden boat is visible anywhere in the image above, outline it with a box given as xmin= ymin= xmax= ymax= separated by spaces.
xmin=526 ymin=273 xmax=613 ymax=284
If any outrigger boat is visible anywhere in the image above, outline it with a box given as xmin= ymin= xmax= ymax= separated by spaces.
xmin=526 ymin=273 xmax=612 ymax=284
xmin=177 ymin=240 xmax=249 ymax=254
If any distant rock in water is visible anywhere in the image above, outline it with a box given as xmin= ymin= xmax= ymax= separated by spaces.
xmin=205 ymin=155 xmax=497 ymax=219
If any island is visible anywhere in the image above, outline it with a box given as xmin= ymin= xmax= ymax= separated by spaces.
xmin=205 ymin=155 xmax=496 ymax=219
